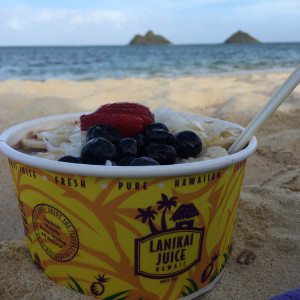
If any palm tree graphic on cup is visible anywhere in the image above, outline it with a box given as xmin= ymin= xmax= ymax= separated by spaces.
xmin=135 ymin=193 xmax=179 ymax=233
xmin=135 ymin=206 xmax=159 ymax=234
xmin=156 ymin=194 xmax=178 ymax=232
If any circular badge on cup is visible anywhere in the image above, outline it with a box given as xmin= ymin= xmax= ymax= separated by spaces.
xmin=32 ymin=204 xmax=79 ymax=262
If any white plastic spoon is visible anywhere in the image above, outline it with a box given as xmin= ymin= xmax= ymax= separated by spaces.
xmin=228 ymin=65 xmax=300 ymax=154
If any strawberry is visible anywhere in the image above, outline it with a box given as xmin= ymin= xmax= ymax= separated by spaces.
xmin=80 ymin=113 xmax=145 ymax=137
xmin=94 ymin=102 xmax=154 ymax=126
xmin=80 ymin=102 xmax=155 ymax=138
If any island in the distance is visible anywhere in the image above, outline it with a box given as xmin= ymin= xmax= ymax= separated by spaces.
xmin=129 ymin=30 xmax=172 ymax=45
xmin=224 ymin=30 xmax=260 ymax=43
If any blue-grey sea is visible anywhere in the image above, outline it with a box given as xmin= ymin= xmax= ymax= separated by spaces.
xmin=0 ymin=43 xmax=299 ymax=81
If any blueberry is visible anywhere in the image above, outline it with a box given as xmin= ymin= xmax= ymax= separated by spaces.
xmin=175 ymin=130 xmax=202 ymax=158
xmin=129 ymin=157 xmax=160 ymax=166
xmin=144 ymin=144 xmax=177 ymax=165
xmin=117 ymin=156 xmax=136 ymax=166
xmin=58 ymin=155 xmax=82 ymax=164
xmin=117 ymin=138 xmax=138 ymax=157
xmin=143 ymin=123 xmax=169 ymax=136
xmin=132 ymin=133 xmax=147 ymax=156
xmin=147 ymin=129 xmax=178 ymax=147
xmin=86 ymin=124 xmax=121 ymax=144
xmin=81 ymin=137 xmax=118 ymax=165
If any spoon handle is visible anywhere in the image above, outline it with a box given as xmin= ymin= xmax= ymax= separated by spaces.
xmin=228 ymin=65 xmax=300 ymax=154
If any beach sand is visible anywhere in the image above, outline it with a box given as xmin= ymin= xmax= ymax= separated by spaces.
xmin=0 ymin=71 xmax=299 ymax=300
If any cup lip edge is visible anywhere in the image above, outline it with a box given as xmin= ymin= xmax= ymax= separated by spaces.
xmin=0 ymin=112 xmax=257 ymax=178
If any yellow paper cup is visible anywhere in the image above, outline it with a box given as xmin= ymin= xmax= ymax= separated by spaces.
xmin=0 ymin=113 xmax=257 ymax=300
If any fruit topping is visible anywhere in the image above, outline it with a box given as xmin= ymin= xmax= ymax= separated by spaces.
xmin=58 ymin=122 xmax=204 ymax=166
xmin=144 ymin=144 xmax=177 ymax=165
xmin=58 ymin=155 xmax=82 ymax=164
xmin=95 ymin=102 xmax=154 ymax=126
xmin=80 ymin=113 xmax=145 ymax=137
xmin=175 ymin=130 xmax=202 ymax=158
xmin=147 ymin=129 xmax=178 ymax=147
xmin=117 ymin=138 xmax=138 ymax=157
xmin=129 ymin=157 xmax=160 ymax=166
xmin=117 ymin=156 xmax=136 ymax=166
xmin=61 ymin=104 xmax=205 ymax=166
xmin=81 ymin=137 xmax=118 ymax=165
xmin=143 ymin=122 xmax=169 ymax=136
xmin=86 ymin=124 xmax=121 ymax=143
xmin=81 ymin=102 xmax=155 ymax=137
xmin=132 ymin=133 xmax=148 ymax=155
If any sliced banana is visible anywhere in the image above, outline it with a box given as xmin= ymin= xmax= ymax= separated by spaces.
xmin=21 ymin=138 xmax=47 ymax=150
xmin=203 ymin=126 xmax=241 ymax=149
xmin=199 ymin=146 xmax=229 ymax=159
xmin=34 ymin=152 xmax=60 ymax=160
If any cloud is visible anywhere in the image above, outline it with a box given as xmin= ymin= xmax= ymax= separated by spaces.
xmin=0 ymin=6 xmax=128 ymax=30
xmin=34 ymin=9 xmax=64 ymax=23
xmin=33 ymin=8 xmax=128 ymax=26
xmin=69 ymin=10 xmax=127 ymax=25
xmin=233 ymin=0 xmax=300 ymax=17
xmin=6 ymin=17 xmax=22 ymax=30
xmin=0 ymin=1 xmax=299 ymax=45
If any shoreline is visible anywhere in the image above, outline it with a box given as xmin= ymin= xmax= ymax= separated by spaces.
xmin=0 ymin=70 xmax=299 ymax=299
xmin=0 ymin=67 xmax=296 ymax=82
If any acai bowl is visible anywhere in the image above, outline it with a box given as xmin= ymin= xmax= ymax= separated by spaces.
xmin=0 ymin=103 xmax=257 ymax=300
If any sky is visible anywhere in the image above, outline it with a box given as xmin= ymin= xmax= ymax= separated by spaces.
xmin=0 ymin=0 xmax=299 ymax=46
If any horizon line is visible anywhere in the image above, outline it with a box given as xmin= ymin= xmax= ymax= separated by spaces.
xmin=0 ymin=41 xmax=299 ymax=47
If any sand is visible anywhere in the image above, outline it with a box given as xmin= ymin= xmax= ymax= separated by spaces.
xmin=0 ymin=71 xmax=299 ymax=300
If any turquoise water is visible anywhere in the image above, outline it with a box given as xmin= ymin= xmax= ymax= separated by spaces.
xmin=0 ymin=43 xmax=299 ymax=80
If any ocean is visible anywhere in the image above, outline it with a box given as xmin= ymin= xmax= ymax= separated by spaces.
xmin=0 ymin=43 xmax=299 ymax=81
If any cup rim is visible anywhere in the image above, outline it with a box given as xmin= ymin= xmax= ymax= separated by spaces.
xmin=0 ymin=112 xmax=257 ymax=178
